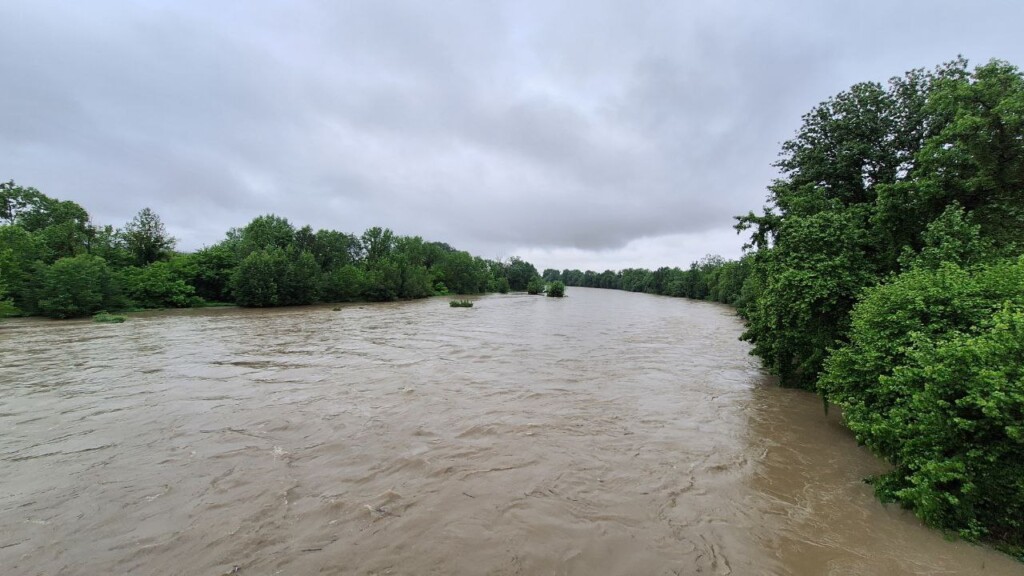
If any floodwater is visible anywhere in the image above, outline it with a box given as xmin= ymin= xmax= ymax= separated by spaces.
xmin=1 ymin=288 xmax=1019 ymax=575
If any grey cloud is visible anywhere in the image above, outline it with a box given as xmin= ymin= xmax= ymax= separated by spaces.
xmin=3 ymin=0 xmax=1023 ymax=269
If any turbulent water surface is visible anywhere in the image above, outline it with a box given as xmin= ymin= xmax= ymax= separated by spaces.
xmin=1 ymin=288 xmax=1019 ymax=575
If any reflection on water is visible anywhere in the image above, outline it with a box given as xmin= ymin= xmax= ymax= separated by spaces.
xmin=0 ymin=288 xmax=1018 ymax=575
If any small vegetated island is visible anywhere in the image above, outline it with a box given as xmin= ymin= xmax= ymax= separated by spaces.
xmin=1 ymin=57 xmax=1021 ymax=559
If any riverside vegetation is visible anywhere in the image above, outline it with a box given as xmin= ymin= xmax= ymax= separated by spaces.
xmin=552 ymin=58 xmax=1024 ymax=556
xmin=0 ymin=187 xmax=546 ymax=318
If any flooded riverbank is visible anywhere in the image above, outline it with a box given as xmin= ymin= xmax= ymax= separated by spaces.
xmin=1 ymin=288 xmax=1018 ymax=574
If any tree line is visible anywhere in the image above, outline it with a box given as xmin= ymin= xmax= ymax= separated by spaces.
xmin=0 ymin=183 xmax=543 ymax=318
xmin=541 ymin=254 xmax=751 ymax=305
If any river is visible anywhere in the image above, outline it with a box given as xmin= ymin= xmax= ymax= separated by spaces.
xmin=1 ymin=287 xmax=1019 ymax=575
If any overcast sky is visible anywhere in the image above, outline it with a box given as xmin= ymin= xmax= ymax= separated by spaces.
xmin=3 ymin=1 xmax=1023 ymax=271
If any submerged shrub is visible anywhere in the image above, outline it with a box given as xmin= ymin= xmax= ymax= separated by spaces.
xmin=93 ymin=311 xmax=126 ymax=323
xmin=881 ymin=305 xmax=1024 ymax=549
xmin=120 ymin=262 xmax=200 ymax=309
xmin=821 ymin=257 xmax=1024 ymax=551
xmin=37 ymin=254 xmax=119 ymax=318
xmin=449 ymin=299 xmax=473 ymax=308
xmin=546 ymin=281 xmax=566 ymax=297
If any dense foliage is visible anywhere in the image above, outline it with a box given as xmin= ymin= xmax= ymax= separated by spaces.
xmin=736 ymin=58 xmax=1024 ymax=554
xmin=526 ymin=277 xmax=545 ymax=295
xmin=821 ymin=256 xmax=1024 ymax=546
xmin=0 ymin=182 xmax=541 ymax=318
xmin=737 ymin=57 xmax=1024 ymax=389
xmin=36 ymin=254 xmax=120 ymax=319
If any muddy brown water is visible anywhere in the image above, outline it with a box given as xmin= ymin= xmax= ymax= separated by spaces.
xmin=1 ymin=288 xmax=1020 ymax=575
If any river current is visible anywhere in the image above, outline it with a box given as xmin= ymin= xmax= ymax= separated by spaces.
xmin=1 ymin=288 xmax=1019 ymax=575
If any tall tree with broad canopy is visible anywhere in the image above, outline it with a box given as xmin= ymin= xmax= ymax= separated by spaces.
xmin=736 ymin=58 xmax=1024 ymax=389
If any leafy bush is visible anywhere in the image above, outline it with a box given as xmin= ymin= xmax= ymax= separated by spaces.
xmin=231 ymin=247 xmax=319 ymax=307
xmin=187 ymin=244 xmax=237 ymax=302
xmin=231 ymin=247 xmax=285 ymax=307
xmin=506 ymin=257 xmax=539 ymax=291
xmin=320 ymin=264 xmax=366 ymax=302
xmin=546 ymin=281 xmax=565 ymax=297
xmin=37 ymin=254 xmax=119 ymax=318
xmin=93 ymin=311 xmax=126 ymax=323
xmin=526 ymin=277 xmax=545 ymax=295
xmin=449 ymin=299 xmax=473 ymax=308
xmin=881 ymin=305 xmax=1024 ymax=550
xmin=0 ymin=291 xmax=15 ymax=317
xmin=490 ymin=276 xmax=510 ymax=294
xmin=821 ymin=257 xmax=1024 ymax=551
xmin=120 ymin=261 xmax=200 ymax=308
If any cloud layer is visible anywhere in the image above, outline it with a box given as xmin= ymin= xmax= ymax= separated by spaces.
xmin=3 ymin=1 xmax=1023 ymax=270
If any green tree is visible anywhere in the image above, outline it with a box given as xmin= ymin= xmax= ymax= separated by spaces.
xmin=505 ymin=257 xmax=539 ymax=291
xmin=0 ymin=281 xmax=14 ymax=317
xmin=542 ymin=268 xmax=561 ymax=282
xmin=362 ymin=255 xmax=403 ymax=301
xmin=621 ymin=268 xmax=652 ymax=293
xmin=37 ymin=254 xmax=119 ymax=318
xmin=0 ymin=249 xmax=17 ymax=317
xmin=230 ymin=247 xmax=318 ymax=307
xmin=897 ymin=204 xmax=993 ymax=271
xmin=434 ymin=250 xmax=487 ymax=294
xmin=0 ymin=180 xmax=37 ymax=225
xmin=311 ymin=229 xmax=360 ymax=271
xmin=122 ymin=207 xmax=176 ymax=266
xmin=0 ymin=225 xmax=46 ymax=313
xmin=236 ymin=214 xmax=295 ymax=257
xmin=87 ymin=224 xmax=131 ymax=267
xmin=120 ymin=261 xmax=199 ymax=308
xmin=231 ymin=247 xmax=287 ymax=307
xmin=360 ymin=226 xmax=394 ymax=264
xmin=733 ymin=58 xmax=1018 ymax=388
xmin=358 ymin=234 xmax=434 ymax=301
xmin=489 ymin=275 xmax=510 ymax=294
xmin=909 ymin=60 xmax=1024 ymax=254
xmin=741 ymin=209 xmax=879 ymax=387
xmin=279 ymin=249 xmax=320 ymax=305
xmin=188 ymin=244 xmax=238 ymax=302
xmin=560 ymin=269 xmax=584 ymax=286
xmin=546 ymin=281 xmax=566 ymax=297
xmin=320 ymin=264 xmax=366 ymax=302
xmin=0 ymin=182 xmax=92 ymax=261
xmin=1 ymin=181 xmax=88 ymax=232
xmin=35 ymin=210 xmax=92 ymax=262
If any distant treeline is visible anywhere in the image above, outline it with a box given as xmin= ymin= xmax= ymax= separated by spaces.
xmin=0 ymin=184 xmax=543 ymax=318
xmin=541 ymin=254 xmax=751 ymax=305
